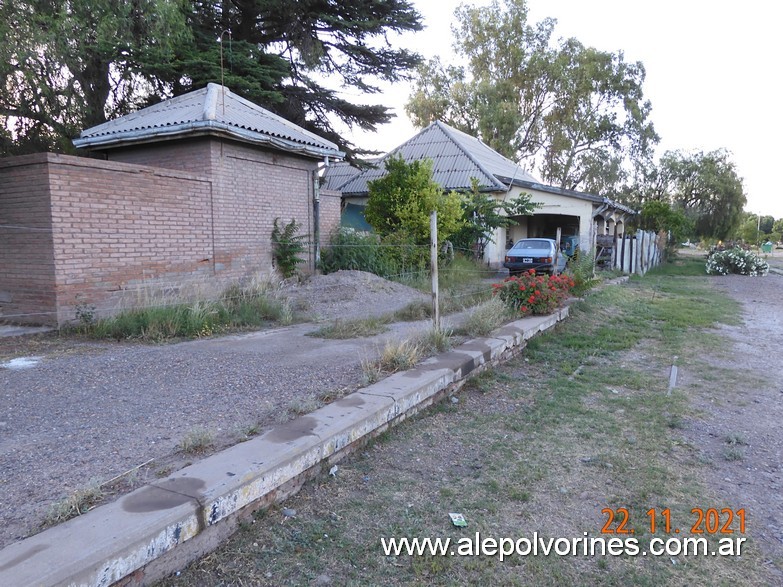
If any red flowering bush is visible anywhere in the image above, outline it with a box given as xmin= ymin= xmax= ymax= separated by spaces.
xmin=492 ymin=269 xmax=575 ymax=316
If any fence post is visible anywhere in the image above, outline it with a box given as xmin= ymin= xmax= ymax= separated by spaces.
xmin=638 ymin=230 xmax=646 ymax=275
xmin=648 ymin=231 xmax=653 ymax=271
xmin=430 ymin=210 xmax=440 ymax=330
xmin=620 ymin=233 xmax=627 ymax=272
xmin=612 ymin=223 xmax=619 ymax=270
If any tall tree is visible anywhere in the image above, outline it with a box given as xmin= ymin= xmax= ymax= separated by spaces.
xmin=541 ymin=39 xmax=657 ymax=192
xmin=0 ymin=0 xmax=189 ymax=155
xmin=0 ymin=1 xmax=423 ymax=159
xmin=630 ymin=149 xmax=746 ymax=240
xmin=407 ymin=0 xmax=557 ymax=162
xmin=405 ymin=0 xmax=657 ymax=194
xmin=166 ymin=0 xmax=423 ymax=160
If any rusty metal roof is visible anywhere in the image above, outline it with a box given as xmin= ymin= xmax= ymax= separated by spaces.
xmin=337 ymin=120 xmax=539 ymax=195
xmin=73 ymin=83 xmax=342 ymax=159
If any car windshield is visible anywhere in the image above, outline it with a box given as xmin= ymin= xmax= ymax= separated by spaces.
xmin=513 ymin=240 xmax=550 ymax=250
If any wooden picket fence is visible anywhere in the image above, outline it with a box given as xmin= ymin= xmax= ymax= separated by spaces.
xmin=596 ymin=229 xmax=665 ymax=276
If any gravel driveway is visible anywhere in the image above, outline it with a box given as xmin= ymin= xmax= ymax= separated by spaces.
xmin=0 ymin=271 xmax=440 ymax=549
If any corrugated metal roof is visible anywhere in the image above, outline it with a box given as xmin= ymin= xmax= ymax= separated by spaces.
xmin=322 ymin=161 xmax=364 ymax=191
xmin=73 ymin=83 xmax=343 ymax=159
xmin=339 ymin=120 xmax=539 ymax=195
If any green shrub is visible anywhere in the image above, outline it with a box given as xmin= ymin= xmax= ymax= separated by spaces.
xmin=364 ymin=155 xmax=464 ymax=243
xmin=379 ymin=231 xmax=429 ymax=280
xmin=493 ymin=270 xmax=574 ymax=316
xmin=272 ymin=218 xmax=308 ymax=278
xmin=705 ymin=247 xmax=769 ymax=276
xmin=319 ymin=227 xmax=429 ymax=281
xmin=319 ymin=227 xmax=395 ymax=276
xmin=567 ymin=250 xmax=599 ymax=295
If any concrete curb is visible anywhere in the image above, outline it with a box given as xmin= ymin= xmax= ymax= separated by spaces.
xmin=0 ymin=309 xmax=569 ymax=587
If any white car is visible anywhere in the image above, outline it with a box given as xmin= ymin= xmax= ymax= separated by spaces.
xmin=504 ymin=238 xmax=568 ymax=276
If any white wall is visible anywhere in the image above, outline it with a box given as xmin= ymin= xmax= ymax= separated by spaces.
xmin=484 ymin=187 xmax=595 ymax=267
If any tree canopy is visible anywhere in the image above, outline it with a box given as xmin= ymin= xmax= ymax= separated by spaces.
xmin=628 ymin=149 xmax=746 ymax=240
xmin=167 ymin=0 xmax=423 ymax=159
xmin=364 ymin=156 xmax=464 ymax=243
xmin=0 ymin=0 xmax=189 ymax=154
xmin=405 ymin=0 xmax=658 ymax=194
xmin=0 ymin=0 xmax=424 ymax=158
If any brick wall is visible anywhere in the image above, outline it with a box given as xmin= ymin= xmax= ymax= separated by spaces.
xmin=0 ymin=154 xmax=57 ymax=324
xmin=107 ymin=138 xmax=213 ymax=177
xmin=1 ymin=139 xmax=331 ymax=326
xmin=45 ymin=154 xmax=214 ymax=324
xmin=112 ymin=138 xmax=323 ymax=274
xmin=209 ymin=140 xmax=317 ymax=273
xmin=319 ymin=189 xmax=342 ymax=247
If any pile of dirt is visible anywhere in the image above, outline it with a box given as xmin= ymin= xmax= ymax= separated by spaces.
xmin=284 ymin=270 xmax=429 ymax=322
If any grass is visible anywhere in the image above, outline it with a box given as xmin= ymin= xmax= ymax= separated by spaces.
xmin=413 ymin=326 xmax=453 ymax=354
xmin=43 ymin=482 xmax=103 ymax=526
xmin=456 ymin=297 xmax=517 ymax=337
xmin=77 ymin=275 xmax=296 ymax=342
xmin=177 ymin=427 xmax=215 ymax=454
xmin=308 ymin=316 xmax=391 ymax=339
xmin=361 ymin=338 xmax=423 ymax=384
xmin=393 ymin=300 xmax=432 ymax=321
xmin=286 ymin=397 xmax=321 ymax=417
xmin=360 ymin=327 xmax=453 ymax=384
xmin=376 ymin=338 xmax=422 ymax=372
xmin=160 ymin=263 xmax=777 ymax=586
xmin=74 ymin=256 xmax=497 ymax=343
xmin=394 ymin=255 xmax=497 ymax=317
xmin=646 ymin=255 xmax=707 ymax=277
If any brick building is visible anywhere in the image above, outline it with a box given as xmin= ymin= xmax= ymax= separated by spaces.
xmin=0 ymin=83 xmax=343 ymax=326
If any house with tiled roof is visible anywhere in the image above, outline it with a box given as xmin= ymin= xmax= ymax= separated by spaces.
xmin=326 ymin=120 xmax=634 ymax=266
xmin=0 ymin=84 xmax=343 ymax=325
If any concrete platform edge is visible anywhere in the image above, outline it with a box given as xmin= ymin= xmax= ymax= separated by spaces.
xmin=0 ymin=307 xmax=569 ymax=587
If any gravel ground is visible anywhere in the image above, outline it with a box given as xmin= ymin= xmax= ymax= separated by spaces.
xmin=284 ymin=270 xmax=430 ymax=321
xmin=689 ymin=270 xmax=783 ymax=565
xmin=675 ymin=247 xmax=783 ymax=567
xmin=0 ymin=271 xmax=433 ymax=549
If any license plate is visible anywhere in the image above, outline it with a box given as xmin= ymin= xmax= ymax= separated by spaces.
xmin=523 ymin=257 xmax=533 ymax=263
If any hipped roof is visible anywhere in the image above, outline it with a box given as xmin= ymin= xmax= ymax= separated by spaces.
xmin=74 ymin=83 xmax=343 ymax=159
xmin=335 ymin=120 xmax=539 ymax=195
xmin=331 ymin=120 xmax=635 ymax=214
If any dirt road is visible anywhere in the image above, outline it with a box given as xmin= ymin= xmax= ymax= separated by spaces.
xmin=691 ymin=271 xmax=783 ymax=570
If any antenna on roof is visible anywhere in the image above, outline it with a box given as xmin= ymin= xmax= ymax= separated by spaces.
xmin=219 ymin=30 xmax=232 ymax=116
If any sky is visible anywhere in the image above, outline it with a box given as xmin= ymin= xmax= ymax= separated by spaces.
xmin=340 ymin=0 xmax=783 ymax=218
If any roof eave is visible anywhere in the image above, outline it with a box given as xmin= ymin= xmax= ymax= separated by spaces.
xmin=73 ymin=121 xmax=344 ymax=160
xmin=512 ymin=179 xmax=603 ymax=203
xmin=338 ymin=180 xmax=501 ymax=198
